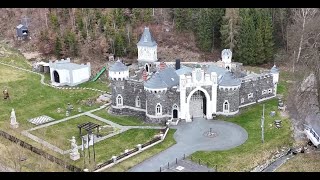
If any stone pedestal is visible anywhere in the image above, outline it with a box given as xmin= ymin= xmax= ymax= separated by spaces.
xmin=137 ymin=144 xmax=142 ymax=151
xmin=112 ymin=156 xmax=117 ymax=163
xmin=10 ymin=123 xmax=19 ymax=129
xmin=70 ymin=152 xmax=80 ymax=161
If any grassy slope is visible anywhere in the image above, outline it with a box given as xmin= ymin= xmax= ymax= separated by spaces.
xmin=104 ymin=129 xmax=177 ymax=172
xmin=30 ymin=116 xmax=113 ymax=150
xmin=276 ymin=153 xmax=320 ymax=172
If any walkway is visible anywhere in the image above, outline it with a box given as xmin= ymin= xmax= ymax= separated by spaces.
xmin=128 ymin=118 xmax=248 ymax=172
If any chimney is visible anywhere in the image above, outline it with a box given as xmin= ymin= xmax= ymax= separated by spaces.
xmin=142 ymin=70 xmax=148 ymax=81
xmin=175 ymin=59 xmax=181 ymax=70
xmin=160 ymin=61 xmax=166 ymax=70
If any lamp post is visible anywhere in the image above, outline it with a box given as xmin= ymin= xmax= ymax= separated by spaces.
xmin=261 ymin=104 xmax=265 ymax=143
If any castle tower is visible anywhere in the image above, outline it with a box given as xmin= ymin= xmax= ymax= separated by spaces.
xmin=221 ymin=49 xmax=232 ymax=72
xmin=109 ymin=60 xmax=129 ymax=108
xmin=137 ymin=27 xmax=158 ymax=73
xmin=270 ymin=64 xmax=279 ymax=95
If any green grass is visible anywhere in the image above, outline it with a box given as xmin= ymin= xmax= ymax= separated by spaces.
xmin=0 ymin=44 xmax=31 ymax=69
xmin=104 ymin=129 xmax=177 ymax=172
xmin=77 ymin=79 xmax=110 ymax=92
xmin=190 ymin=99 xmax=294 ymax=172
xmin=0 ymin=64 xmax=101 ymax=131
xmin=30 ymin=116 xmax=114 ymax=150
xmin=93 ymin=108 xmax=155 ymax=126
xmin=74 ymin=129 xmax=161 ymax=168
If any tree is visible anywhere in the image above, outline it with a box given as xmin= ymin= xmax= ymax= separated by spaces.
xmin=114 ymin=30 xmax=126 ymax=57
xmin=254 ymin=11 xmax=265 ymax=64
xmin=220 ymin=8 xmax=240 ymax=51
xmin=54 ymin=36 xmax=62 ymax=58
xmin=195 ymin=9 xmax=213 ymax=52
xmin=174 ymin=8 xmax=192 ymax=32
xmin=262 ymin=11 xmax=275 ymax=63
xmin=235 ymin=9 xmax=256 ymax=65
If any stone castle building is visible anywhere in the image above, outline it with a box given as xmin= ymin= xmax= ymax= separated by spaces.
xmin=109 ymin=27 xmax=280 ymax=124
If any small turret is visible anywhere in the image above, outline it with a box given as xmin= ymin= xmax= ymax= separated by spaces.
xmin=108 ymin=59 xmax=129 ymax=81
xmin=221 ymin=49 xmax=232 ymax=71
xmin=270 ymin=64 xmax=279 ymax=84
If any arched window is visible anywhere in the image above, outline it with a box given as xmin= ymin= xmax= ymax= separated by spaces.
xmin=145 ymin=64 xmax=149 ymax=73
xmin=136 ymin=96 xmax=141 ymax=108
xmin=241 ymin=98 xmax=244 ymax=104
xmin=223 ymin=101 xmax=229 ymax=113
xmin=156 ymin=103 xmax=162 ymax=115
xmin=116 ymin=95 xmax=123 ymax=107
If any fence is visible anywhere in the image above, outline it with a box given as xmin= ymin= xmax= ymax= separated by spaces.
xmin=0 ymin=130 xmax=82 ymax=172
xmin=94 ymin=127 xmax=169 ymax=172
xmin=159 ymin=154 xmax=217 ymax=172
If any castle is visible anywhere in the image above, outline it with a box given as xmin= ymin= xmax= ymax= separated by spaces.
xmin=108 ymin=27 xmax=279 ymax=124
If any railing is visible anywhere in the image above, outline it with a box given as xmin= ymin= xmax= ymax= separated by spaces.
xmin=0 ymin=130 xmax=82 ymax=172
xmin=94 ymin=127 xmax=168 ymax=171
xmin=159 ymin=154 xmax=216 ymax=172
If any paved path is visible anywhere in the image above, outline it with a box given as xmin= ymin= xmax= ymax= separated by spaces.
xmin=128 ymin=118 xmax=248 ymax=172
xmin=262 ymin=154 xmax=294 ymax=172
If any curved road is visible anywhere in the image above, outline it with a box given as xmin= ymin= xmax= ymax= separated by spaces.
xmin=128 ymin=118 xmax=248 ymax=172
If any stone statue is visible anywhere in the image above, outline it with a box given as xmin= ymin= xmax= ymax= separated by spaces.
xmin=69 ymin=136 xmax=80 ymax=161
xmin=10 ymin=108 xmax=19 ymax=128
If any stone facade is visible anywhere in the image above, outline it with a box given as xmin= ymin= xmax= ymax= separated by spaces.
xmin=108 ymin=27 xmax=279 ymax=124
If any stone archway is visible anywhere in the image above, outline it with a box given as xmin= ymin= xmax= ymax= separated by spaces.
xmin=186 ymin=88 xmax=211 ymax=120
xmin=53 ymin=70 xmax=60 ymax=83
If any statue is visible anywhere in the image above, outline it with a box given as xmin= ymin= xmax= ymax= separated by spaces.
xmin=10 ymin=108 xmax=19 ymax=129
xmin=3 ymin=88 xmax=9 ymax=100
xmin=69 ymin=136 xmax=80 ymax=161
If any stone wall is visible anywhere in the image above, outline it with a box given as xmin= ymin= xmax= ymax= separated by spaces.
xmin=111 ymin=107 xmax=146 ymax=120
xmin=111 ymin=80 xmax=126 ymax=107
xmin=239 ymin=75 xmax=274 ymax=106
xmin=124 ymin=80 xmax=146 ymax=109
xmin=217 ymin=87 xmax=240 ymax=113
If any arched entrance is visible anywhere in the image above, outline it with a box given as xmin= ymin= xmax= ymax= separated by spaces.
xmin=53 ymin=70 xmax=60 ymax=83
xmin=172 ymin=104 xmax=178 ymax=119
xmin=189 ymin=90 xmax=207 ymax=118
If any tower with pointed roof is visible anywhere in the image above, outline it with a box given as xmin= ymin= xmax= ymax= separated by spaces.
xmin=137 ymin=27 xmax=158 ymax=64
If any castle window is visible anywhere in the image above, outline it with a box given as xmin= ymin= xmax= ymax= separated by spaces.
xmin=116 ymin=95 xmax=123 ymax=107
xmin=268 ymin=88 xmax=272 ymax=94
xmin=262 ymin=90 xmax=267 ymax=95
xmin=136 ymin=96 xmax=141 ymax=108
xmin=248 ymin=93 xmax=253 ymax=99
xmin=223 ymin=101 xmax=229 ymax=113
xmin=156 ymin=103 xmax=162 ymax=116
xmin=241 ymin=98 xmax=244 ymax=103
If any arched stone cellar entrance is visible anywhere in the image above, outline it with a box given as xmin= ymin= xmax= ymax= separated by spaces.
xmin=189 ymin=90 xmax=207 ymax=118
xmin=53 ymin=70 xmax=60 ymax=83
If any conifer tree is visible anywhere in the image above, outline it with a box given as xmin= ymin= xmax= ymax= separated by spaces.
xmin=262 ymin=11 xmax=275 ymax=63
xmin=220 ymin=8 xmax=240 ymax=51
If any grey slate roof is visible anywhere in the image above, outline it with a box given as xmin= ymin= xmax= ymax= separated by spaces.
xmin=137 ymin=27 xmax=157 ymax=47
xmin=305 ymin=114 xmax=320 ymax=135
xmin=109 ymin=60 xmax=128 ymax=72
xmin=206 ymin=65 xmax=228 ymax=77
xmin=50 ymin=62 xmax=88 ymax=70
xmin=144 ymin=67 xmax=179 ymax=89
xmin=219 ymin=72 xmax=241 ymax=86
xmin=175 ymin=66 xmax=193 ymax=75
xmin=16 ymin=24 xmax=25 ymax=29
xmin=270 ymin=65 xmax=279 ymax=73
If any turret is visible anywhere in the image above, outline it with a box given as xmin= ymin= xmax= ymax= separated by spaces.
xmin=108 ymin=59 xmax=129 ymax=81
xmin=221 ymin=49 xmax=232 ymax=72
xmin=270 ymin=64 xmax=280 ymax=95
xmin=137 ymin=27 xmax=158 ymax=63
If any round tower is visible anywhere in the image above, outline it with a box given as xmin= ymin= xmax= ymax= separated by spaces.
xmin=108 ymin=59 xmax=129 ymax=81
xmin=270 ymin=64 xmax=279 ymax=95
xmin=221 ymin=49 xmax=232 ymax=71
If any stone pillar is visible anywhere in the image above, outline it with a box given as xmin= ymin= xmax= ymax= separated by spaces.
xmin=159 ymin=134 xmax=164 ymax=140
xmin=70 ymin=152 xmax=80 ymax=161
xmin=124 ymin=149 xmax=129 ymax=153
xmin=137 ymin=144 xmax=142 ymax=151
xmin=112 ymin=156 xmax=117 ymax=163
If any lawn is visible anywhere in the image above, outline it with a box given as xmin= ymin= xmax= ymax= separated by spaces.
xmin=190 ymin=98 xmax=294 ymax=172
xmin=276 ymin=152 xmax=320 ymax=172
xmin=104 ymin=129 xmax=177 ymax=172
xmin=30 ymin=116 xmax=114 ymax=150
xmin=0 ymin=136 xmax=67 ymax=172
xmin=0 ymin=63 xmax=102 ymax=131
xmin=93 ymin=108 xmax=154 ymax=126
xmin=74 ymin=129 xmax=161 ymax=169
xmin=77 ymin=79 xmax=109 ymax=92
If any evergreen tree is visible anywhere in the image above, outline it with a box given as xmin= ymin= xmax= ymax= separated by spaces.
xmin=195 ymin=9 xmax=213 ymax=52
xmin=236 ymin=9 xmax=256 ymax=65
xmin=143 ymin=8 xmax=152 ymax=23
xmin=220 ymin=8 xmax=240 ymax=51
xmin=54 ymin=36 xmax=62 ymax=58
xmin=114 ymin=30 xmax=127 ymax=57
xmin=174 ymin=8 xmax=192 ymax=32
xmin=262 ymin=12 xmax=275 ymax=63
